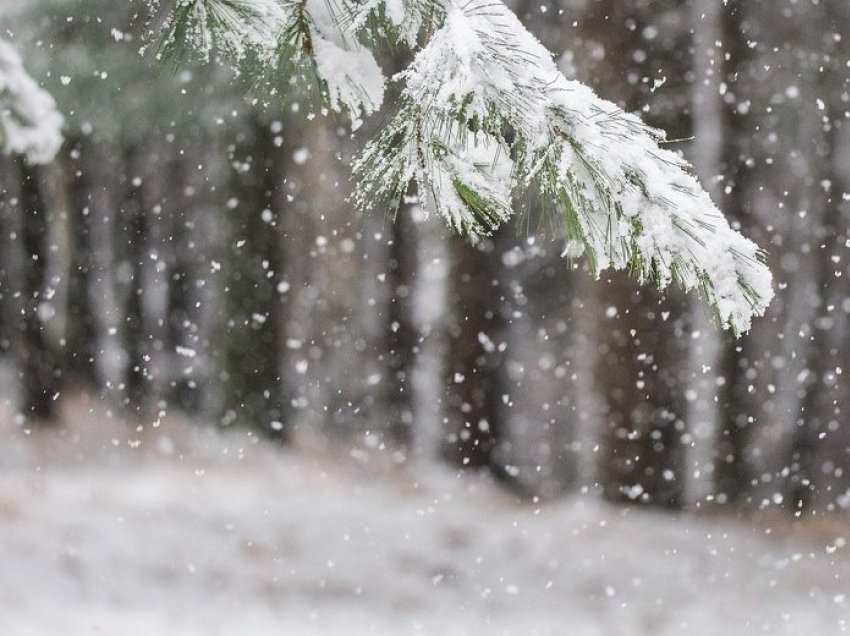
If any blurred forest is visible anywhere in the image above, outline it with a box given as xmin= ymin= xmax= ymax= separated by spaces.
xmin=1 ymin=0 xmax=849 ymax=517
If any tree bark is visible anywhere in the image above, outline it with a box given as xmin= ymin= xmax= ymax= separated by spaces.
xmin=583 ymin=0 xmax=691 ymax=508
xmin=442 ymin=233 xmax=509 ymax=472
xmin=118 ymin=148 xmax=150 ymax=415
xmin=384 ymin=204 xmax=418 ymax=444
xmin=63 ymin=138 xmax=99 ymax=387
xmin=712 ymin=0 xmax=763 ymax=506
xmin=220 ymin=120 xmax=289 ymax=441
xmin=786 ymin=2 xmax=850 ymax=512
xmin=15 ymin=158 xmax=59 ymax=422
xmin=0 ymin=161 xmax=13 ymax=357
xmin=164 ymin=154 xmax=203 ymax=412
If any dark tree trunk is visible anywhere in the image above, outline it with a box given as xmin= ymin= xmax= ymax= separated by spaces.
xmin=583 ymin=0 xmax=691 ymax=509
xmin=787 ymin=146 xmax=845 ymax=513
xmin=715 ymin=335 xmax=758 ymax=504
xmin=119 ymin=150 xmax=150 ymax=415
xmin=0 ymin=162 xmax=13 ymax=357
xmin=712 ymin=0 xmax=762 ymax=506
xmin=596 ymin=282 xmax=689 ymax=508
xmin=786 ymin=3 xmax=850 ymax=512
xmin=15 ymin=158 xmax=59 ymax=422
xmin=442 ymin=233 xmax=508 ymax=472
xmin=165 ymin=155 xmax=203 ymax=413
xmin=63 ymin=138 xmax=99 ymax=387
xmin=221 ymin=121 xmax=289 ymax=440
xmin=384 ymin=204 xmax=418 ymax=445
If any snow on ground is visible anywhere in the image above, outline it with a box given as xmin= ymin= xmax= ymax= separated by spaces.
xmin=0 ymin=394 xmax=848 ymax=635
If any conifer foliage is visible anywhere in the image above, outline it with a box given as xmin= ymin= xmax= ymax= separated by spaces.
xmin=148 ymin=0 xmax=774 ymax=333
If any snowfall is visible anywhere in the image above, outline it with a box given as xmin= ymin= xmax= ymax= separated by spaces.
xmin=0 ymin=385 xmax=848 ymax=635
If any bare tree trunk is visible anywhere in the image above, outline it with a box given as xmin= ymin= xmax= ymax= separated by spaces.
xmin=164 ymin=154 xmax=203 ymax=412
xmin=583 ymin=0 xmax=691 ymax=508
xmin=15 ymin=158 xmax=59 ymax=422
xmin=596 ymin=281 xmax=689 ymax=508
xmin=715 ymin=336 xmax=758 ymax=504
xmin=686 ymin=0 xmax=725 ymax=506
xmin=118 ymin=148 xmax=151 ymax=415
xmin=0 ymin=161 xmax=13 ymax=357
xmin=442 ymin=234 xmax=508 ymax=472
xmin=712 ymin=0 xmax=763 ymax=506
xmin=786 ymin=2 xmax=850 ymax=512
xmin=384 ymin=204 xmax=419 ymax=445
xmin=220 ymin=120 xmax=289 ymax=440
xmin=63 ymin=137 xmax=99 ymax=387
xmin=788 ymin=143 xmax=844 ymax=513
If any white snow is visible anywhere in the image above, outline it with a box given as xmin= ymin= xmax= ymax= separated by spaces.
xmin=428 ymin=130 xmax=514 ymax=235
xmin=0 ymin=394 xmax=847 ymax=635
xmin=305 ymin=0 xmax=386 ymax=129
xmin=311 ymin=33 xmax=385 ymax=131
xmin=0 ymin=38 xmax=63 ymax=164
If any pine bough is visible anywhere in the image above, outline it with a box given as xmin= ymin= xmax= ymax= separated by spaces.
xmin=149 ymin=0 xmax=774 ymax=333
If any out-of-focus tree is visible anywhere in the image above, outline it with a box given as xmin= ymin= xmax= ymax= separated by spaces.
xmin=383 ymin=205 xmax=419 ymax=444
xmin=710 ymin=0 xmax=764 ymax=506
xmin=442 ymin=233 xmax=510 ymax=474
xmin=217 ymin=117 xmax=290 ymax=440
xmin=786 ymin=0 xmax=850 ymax=512
xmin=4 ymin=0 xmax=251 ymax=420
xmin=575 ymin=0 xmax=691 ymax=508
xmin=0 ymin=37 xmax=64 ymax=421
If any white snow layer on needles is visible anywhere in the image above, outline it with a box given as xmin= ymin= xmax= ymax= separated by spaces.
xmin=0 ymin=39 xmax=63 ymax=164
xmin=393 ymin=0 xmax=773 ymax=332
xmin=311 ymin=34 xmax=384 ymax=131
xmin=431 ymin=130 xmax=514 ymax=233
xmin=307 ymin=0 xmax=385 ymax=129
xmin=156 ymin=0 xmax=385 ymax=126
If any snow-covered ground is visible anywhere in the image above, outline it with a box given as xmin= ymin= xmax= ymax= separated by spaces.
xmin=0 ymin=395 xmax=848 ymax=635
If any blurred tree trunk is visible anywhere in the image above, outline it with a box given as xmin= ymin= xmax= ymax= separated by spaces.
xmin=789 ymin=150 xmax=843 ymax=512
xmin=686 ymin=0 xmax=725 ymax=506
xmin=787 ymin=3 xmax=850 ymax=512
xmin=63 ymin=137 xmax=99 ymax=387
xmin=442 ymin=234 xmax=509 ymax=473
xmin=712 ymin=0 xmax=762 ymax=506
xmin=503 ymin=0 xmax=581 ymax=495
xmin=0 ymin=162 xmax=13 ymax=357
xmin=221 ymin=120 xmax=288 ymax=441
xmin=384 ymin=204 xmax=418 ymax=445
xmin=716 ymin=340 xmax=758 ymax=505
xmin=15 ymin=158 xmax=59 ymax=422
xmin=596 ymin=283 xmax=689 ymax=507
xmin=584 ymin=0 xmax=690 ymax=508
xmin=370 ymin=50 xmax=423 ymax=450
xmin=165 ymin=154 xmax=203 ymax=413
xmin=119 ymin=148 xmax=150 ymax=415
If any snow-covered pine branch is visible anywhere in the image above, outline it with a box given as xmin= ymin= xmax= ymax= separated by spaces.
xmin=149 ymin=0 xmax=774 ymax=333
xmin=0 ymin=39 xmax=64 ymax=164
xmin=151 ymin=0 xmax=385 ymax=129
